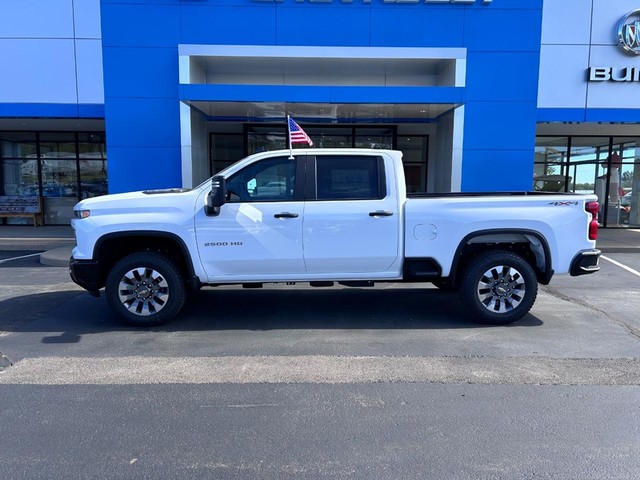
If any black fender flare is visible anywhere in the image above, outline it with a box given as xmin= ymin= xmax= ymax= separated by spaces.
xmin=448 ymin=229 xmax=554 ymax=286
xmin=93 ymin=230 xmax=199 ymax=289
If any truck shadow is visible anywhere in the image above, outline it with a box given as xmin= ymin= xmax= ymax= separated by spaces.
xmin=179 ymin=287 xmax=544 ymax=331
xmin=0 ymin=287 xmax=543 ymax=339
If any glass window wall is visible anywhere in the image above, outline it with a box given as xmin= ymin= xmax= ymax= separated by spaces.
xmin=210 ymin=125 xmax=429 ymax=193
xmin=0 ymin=131 xmax=107 ymax=225
xmin=613 ymin=138 xmax=640 ymax=227
xmin=308 ymin=127 xmax=353 ymax=149
xmin=397 ymin=136 xmax=428 ymax=193
xmin=211 ymin=133 xmax=243 ymax=174
xmin=535 ymin=135 xmax=640 ymax=228
xmin=354 ymin=127 xmax=393 ymax=150
xmin=533 ymin=137 xmax=569 ymax=192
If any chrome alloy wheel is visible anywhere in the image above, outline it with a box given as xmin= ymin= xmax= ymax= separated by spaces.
xmin=476 ymin=265 xmax=526 ymax=314
xmin=118 ymin=267 xmax=169 ymax=316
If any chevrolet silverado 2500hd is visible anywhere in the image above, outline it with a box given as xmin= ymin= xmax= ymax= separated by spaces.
xmin=69 ymin=149 xmax=601 ymax=326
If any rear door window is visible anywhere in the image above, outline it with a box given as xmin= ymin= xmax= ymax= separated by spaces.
xmin=315 ymin=156 xmax=385 ymax=200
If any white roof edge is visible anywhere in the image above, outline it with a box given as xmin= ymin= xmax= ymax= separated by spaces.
xmin=214 ymin=148 xmax=402 ymax=180
xmin=246 ymin=148 xmax=402 ymax=159
xmin=178 ymin=44 xmax=467 ymax=60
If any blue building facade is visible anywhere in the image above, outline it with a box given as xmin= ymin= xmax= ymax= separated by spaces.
xmin=1 ymin=0 xmax=638 ymax=226
xmin=101 ymin=0 xmax=542 ymax=194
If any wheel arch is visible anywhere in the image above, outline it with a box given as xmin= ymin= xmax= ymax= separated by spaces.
xmin=448 ymin=229 xmax=553 ymax=287
xmin=93 ymin=231 xmax=199 ymax=291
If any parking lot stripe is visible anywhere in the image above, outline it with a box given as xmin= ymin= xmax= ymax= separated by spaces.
xmin=0 ymin=253 xmax=41 ymax=265
xmin=602 ymin=255 xmax=640 ymax=278
xmin=1 ymin=356 xmax=640 ymax=386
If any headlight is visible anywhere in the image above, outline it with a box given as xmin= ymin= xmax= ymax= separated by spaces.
xmin=74 ymin=210 xmax=91 ymax=219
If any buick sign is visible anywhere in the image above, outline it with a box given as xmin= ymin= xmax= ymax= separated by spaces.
xmin=618 ymin=9 xmax=640 ymax=55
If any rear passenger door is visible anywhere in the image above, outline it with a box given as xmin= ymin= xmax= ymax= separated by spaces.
xmin=302 ymin=154 xmax=400 ymax=275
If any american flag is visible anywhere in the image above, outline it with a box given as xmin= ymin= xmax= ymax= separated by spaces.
xmin=288 ymin=117 xmax=313 ymax=146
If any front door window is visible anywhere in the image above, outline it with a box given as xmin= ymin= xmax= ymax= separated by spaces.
xmin=226 ymin=157 xmax=297 ymax=203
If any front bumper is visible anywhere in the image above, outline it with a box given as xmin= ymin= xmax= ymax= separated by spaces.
xmin=69 ymin=257 xmax=102 ymax=295
xmin=569 ymin=249 xmax=601 ymax=276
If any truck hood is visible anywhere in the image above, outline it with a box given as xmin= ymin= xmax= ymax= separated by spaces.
xmin=74 ymin=189 xmax=198 ymax=216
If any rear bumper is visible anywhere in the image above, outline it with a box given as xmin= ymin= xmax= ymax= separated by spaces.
xmin=569 ymin=249 xmax=601 ymax=276
xmin=69 ymin=257 xmax=102 ymax=295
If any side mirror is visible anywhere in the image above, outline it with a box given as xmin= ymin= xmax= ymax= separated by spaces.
xmin=205 ymin=175 xmax=226 ymax=216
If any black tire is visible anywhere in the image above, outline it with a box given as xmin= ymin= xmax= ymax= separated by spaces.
xmin=459 ymin=251 xmax=537 ymax=325
xmin=105 ymin=252 xmax=186 ymax=327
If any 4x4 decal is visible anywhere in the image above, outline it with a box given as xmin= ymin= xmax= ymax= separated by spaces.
xmin=548 ymin=201 xmax=579 ymax=206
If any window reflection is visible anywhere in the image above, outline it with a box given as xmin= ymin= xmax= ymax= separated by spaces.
xmin=0 ymin=132 xmax=37 ymax=158
xmin=309 ymin=128 xmax=353 ymax=149
xmin=0 ymin=131 xmax=107 ymax=225
xmin=2 ymin=159 xmax=39 ymax=196
xmin=536 ymin=136 xmax=640 ymax=227
xmin=613 ymin=138 xmax=640 ymax=227
xmin=80 ymin=160 xmax=108 ymax=198
xmin=78 ymin=133 xmax=106 ymax=159
xmin=40 ymin=132 xmax=76 ymax=159
xmin=40 ymin=160 xmax=77 ymax=197
xmin=226 ymin=157 xmax=296 ymax=203
xmin=533 ymin=137 xmax=569 ymax=191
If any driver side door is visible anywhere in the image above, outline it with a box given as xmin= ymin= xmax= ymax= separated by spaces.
xmin=195 ymin=155 xmax=307 ymax=281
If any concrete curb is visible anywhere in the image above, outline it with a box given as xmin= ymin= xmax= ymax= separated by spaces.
xmin=0 ymin=239 xmax=74 ymax=252
xmin=40 ymin=246 xmax=73 ymax=267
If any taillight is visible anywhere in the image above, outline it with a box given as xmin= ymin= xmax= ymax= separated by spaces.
xmin=586 ymin=201 xmax=599 ymax=240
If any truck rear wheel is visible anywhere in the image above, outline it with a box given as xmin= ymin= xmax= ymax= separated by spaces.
xmin=460 ymin=251 xmax=537 ymax=325
xmin=105 ymin=252 xmax=186 ymax=327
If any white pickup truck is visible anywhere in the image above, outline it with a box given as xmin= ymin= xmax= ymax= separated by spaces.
xmin=70 ymin=149 xmax=601 ymax=326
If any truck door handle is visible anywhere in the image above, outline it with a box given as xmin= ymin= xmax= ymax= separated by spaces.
xmin=274 ymin=212 xmax=299 ymax=219
xmin=369 ymin=210 xmax=394 ymax=217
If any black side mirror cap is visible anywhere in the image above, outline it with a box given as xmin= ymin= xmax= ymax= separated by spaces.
xmin=205 ymin=175 xmax=226 ymax=216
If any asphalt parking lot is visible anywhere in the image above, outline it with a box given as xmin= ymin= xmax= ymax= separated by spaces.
xmin=0 ymin=236 xmax=639 ymax=479
xmin=1 ymin=249 xmax=639 ymax=361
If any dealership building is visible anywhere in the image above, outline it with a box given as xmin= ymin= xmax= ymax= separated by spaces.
xmin=0 ymin=0 xmax=638 ymax=227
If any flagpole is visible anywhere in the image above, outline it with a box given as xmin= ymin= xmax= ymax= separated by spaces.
xmin=287 ymin=115 xmax=294 ymax=159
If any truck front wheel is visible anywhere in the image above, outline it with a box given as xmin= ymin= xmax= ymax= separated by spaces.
xmin=105 ymin=252 xmax=186 ymax=327
xmin=460 ymin=251 xmax=537 ymax=325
